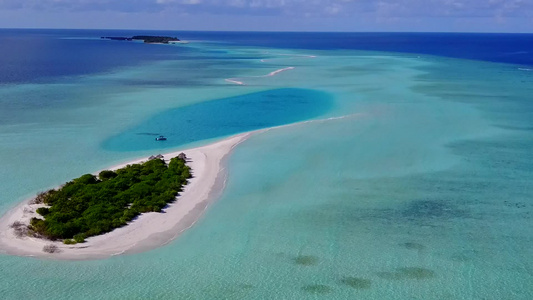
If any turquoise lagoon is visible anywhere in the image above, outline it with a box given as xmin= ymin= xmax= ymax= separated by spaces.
xmin=0 ymin=38 xmax=532 ymax=299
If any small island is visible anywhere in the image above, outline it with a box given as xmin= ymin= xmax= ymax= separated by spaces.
xmin=0 ymin=133 xmax=251 ymax=259
xmin=20 ymin=156 xmax=191 ymax=245
xmin=101 ymin=35 xmax=181 ymax=44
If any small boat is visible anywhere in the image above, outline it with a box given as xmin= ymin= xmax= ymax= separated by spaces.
xmin=155 ymin=135 xmax=167 ymax=141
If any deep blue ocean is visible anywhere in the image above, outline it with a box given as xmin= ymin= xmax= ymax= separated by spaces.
xmin=1 ymin=29 xmax=532 ymax=85
xmin=0 ymin=29 xmax=532 ymax=299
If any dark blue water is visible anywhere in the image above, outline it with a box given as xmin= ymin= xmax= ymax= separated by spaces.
xmin=185 ymin=32 xmax=533 ymax=66
xmin=1 ymin=29 xmax=532 ymax=85
xmin=0 ymin=29 xmax=192 ymax=84
xmin=103 ymin=88 xmax=333 ymax=151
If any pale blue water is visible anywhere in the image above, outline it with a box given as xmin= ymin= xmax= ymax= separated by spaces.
xmin=0 ymin=31 xmax=532 ymax=299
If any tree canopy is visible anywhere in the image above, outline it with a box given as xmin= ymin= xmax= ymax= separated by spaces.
xmin=30 ymin=157 xmax=191 ymax=243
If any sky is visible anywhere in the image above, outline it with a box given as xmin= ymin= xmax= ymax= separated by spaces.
xmin=0 ymin=0 xmax=532 ymax=32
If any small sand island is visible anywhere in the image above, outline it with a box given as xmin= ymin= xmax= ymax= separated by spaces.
xmin=0 ymin=133 xmax=252 ymax=260
xmin=101 ymin=35 xmax=181 ymax=44
xmin=24 ymin=155 xmax=191 ymax=246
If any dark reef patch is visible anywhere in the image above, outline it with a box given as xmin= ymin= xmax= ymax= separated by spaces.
xmin=293 ymin=255 xmax=319 ymax=266
xmin=402 ymin=200 xmax=469 ymax=221
xmin=400 ymin=242 xmax=426 ymax=251
xmin=339 ymin=277 xmax=372 ymax=289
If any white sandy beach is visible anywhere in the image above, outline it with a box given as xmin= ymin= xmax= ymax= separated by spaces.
xmin=0 ymin=114 xmax=360 ymax=261
xmin=0 ymin=132 xmax=253 ymax=260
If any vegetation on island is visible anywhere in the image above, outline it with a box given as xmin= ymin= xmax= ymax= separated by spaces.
xmin=132 ymin=35 xmax=180 ymax=43
xmin=28 ymin=157 xmax=191 ymax=244
xmin=101 ymin=35 xmax=180 ymax=44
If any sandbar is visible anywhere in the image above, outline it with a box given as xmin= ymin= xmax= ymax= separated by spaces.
xmin=0 ymin=132 xmax=253 ymax=260
xmin=0 ymin=113 xmax=361 ymax=260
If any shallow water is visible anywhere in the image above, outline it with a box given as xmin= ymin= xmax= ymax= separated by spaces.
xmin=0 ymin=31 xmax=532 ymax=299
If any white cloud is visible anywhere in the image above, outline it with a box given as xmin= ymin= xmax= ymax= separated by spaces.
xmin=1 ymin=0 xmax=531 ymax=20
xmin=325 ymin=4 xmax=341 ymax=15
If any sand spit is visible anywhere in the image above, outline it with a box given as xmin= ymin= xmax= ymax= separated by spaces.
xmin=0 ymin=132 xmax=253 ymax=260
xmin=0 ymin=113 xmax=364 ymax=261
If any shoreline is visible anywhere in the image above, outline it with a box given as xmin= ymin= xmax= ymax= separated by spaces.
xmin=0 ymin=114 xmax=360 ymax=261
xmin=0 ymin=132 xmax=255 ymax=261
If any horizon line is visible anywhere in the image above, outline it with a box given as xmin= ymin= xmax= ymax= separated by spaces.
xmin=1 ymin=27 xmax=532 ymax=35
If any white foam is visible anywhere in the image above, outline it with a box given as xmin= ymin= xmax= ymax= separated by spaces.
xmin=225 ymin=78 xmax=245 ymax=85
xmin=267 ymin=67 xmax=295 ymax=77
xmin=225 ymin=67 xmax=295 ymax=85
xmin=278 ymin=53 xmax=317 ymax=58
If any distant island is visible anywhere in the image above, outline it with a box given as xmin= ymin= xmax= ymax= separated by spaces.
xmin=101 ymin=35 xmax=181 ymax=44
xmin=20 ymin=155 xmax=191 ymax=245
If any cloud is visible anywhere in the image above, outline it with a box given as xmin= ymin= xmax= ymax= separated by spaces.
xmin=0 ymin=0 xmax=531 ymax=20
xmin=374 ymin=0 xmax=533 ymax=18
